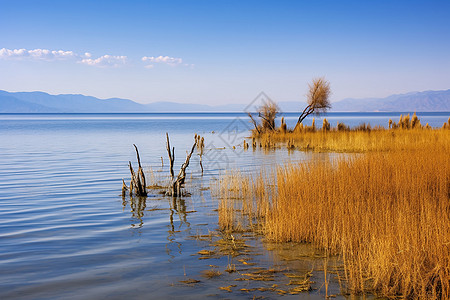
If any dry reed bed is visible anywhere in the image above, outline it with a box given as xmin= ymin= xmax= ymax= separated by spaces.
xmin=216 ymin=130 xmax=450 ymax=299
xmin=252 ymin=114 xmax=450 ymax=152
xmin=256 ymin=127 xmax=449 ymax=152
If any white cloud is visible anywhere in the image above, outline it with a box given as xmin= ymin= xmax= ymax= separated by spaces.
xmin=142 ymin=55 xmax=183 ymax=67
xmin=0 ymin=48 xmax=77 ymax=60
xmin=0 ymin=48 xmax=127 ymax=68
xmin=0 ymin=48 xmax=28 ymax=58
xmin=29 ymin=49 xmax=77 ymax=60
xmin=80 ymin=55 xmax=127 ymax=67
xmin=0 ymin=48 xmax=190 ymax=69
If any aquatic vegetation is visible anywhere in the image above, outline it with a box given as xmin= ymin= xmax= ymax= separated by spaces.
xmin=216 ymin=133 xmax=450 ymax=299
xmin=225 ymin=263 xmax=236 ymax=273
xmin=179 ymin=278 xmax=201 ymax=285
xmin=218 ymin=284 xmax=236 ymax=292
xmin=252 ymin=114 xmax=450 ymax=152
xmin=175 ymin=224 xmax=321 ymax=298
xmin=201 ymin=268 xmax=222 ymax=279
xmin=197 ymin=249 xmax=214 ymax=256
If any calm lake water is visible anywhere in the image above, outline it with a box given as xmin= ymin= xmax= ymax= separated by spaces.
xmin=0 ymin=112 xmax=448 ymax=299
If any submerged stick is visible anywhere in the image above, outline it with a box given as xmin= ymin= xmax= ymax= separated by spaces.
xmin=166 ymin=133 xmax=175 ymax=178
xmin=122 ymin=179 xmax=128 ymax=197
xmin=198 ymin=136 xmax=205 ymax=175
xmin=129 ymin=161 xmax=136 ymax=196
xmin=133 ymin=144 xmax=142 ymax=169
xmin=129 ymin=145 xmax=147 ymax=196
xmin=171 ymin=139 xmax=197 ymax=197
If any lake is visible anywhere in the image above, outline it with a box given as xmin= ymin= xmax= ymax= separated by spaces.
xmin=0 ymin=112 xmax=448 ymax=299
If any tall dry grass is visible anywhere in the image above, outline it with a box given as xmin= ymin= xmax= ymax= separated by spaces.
xmin=253 ymin=113 xmax=450 ymax=152
xmin=217 ymin=129 xmax=450 ymax=298
xmin=256 ymin=124 xmax=449 ymax=152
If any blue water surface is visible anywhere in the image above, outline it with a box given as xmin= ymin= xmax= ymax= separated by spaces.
xmin=0 ymin=112 xmax=448 ymax=299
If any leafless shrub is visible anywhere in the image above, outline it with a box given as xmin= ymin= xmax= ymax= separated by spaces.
xmin=295 ymin=77 xmax=331 ymax=128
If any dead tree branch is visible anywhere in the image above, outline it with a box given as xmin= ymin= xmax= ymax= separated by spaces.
xmin=128 ymin=144 xmax=147 ymax=197
xmin=166 ymin=132 xmax=175 ymax=178
xmin=171 ymin=140 xmax=197 ymax=197
xmin=121 ymin=179 xmax=128 ymax=197
xmin=247 ymin=113 xmax=260 ymax=134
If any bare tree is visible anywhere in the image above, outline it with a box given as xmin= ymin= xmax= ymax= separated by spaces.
xmin=258 ymin=101 xmax=278 ymax=131
xmin=248 ymin=100 xmax=279 ymax=133
xmin=295 ymin=77 xmax=331 ymax=128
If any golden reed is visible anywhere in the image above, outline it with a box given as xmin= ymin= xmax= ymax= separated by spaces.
xmin=252 ymin=114 xmax=450 ymax=152
xmin=218 ymin=126 xmax=450 ymax=298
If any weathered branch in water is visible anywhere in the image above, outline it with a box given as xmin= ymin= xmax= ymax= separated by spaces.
xmin=129 ymin=161 xmax=136 ymax=195
xmin=166 ymin=133 xmax=175 ymax=178
xmin=121 ymin=179 xmax=128 ymax=197
xmin=128 ymin=145 xmax=147 ymax=197
xmin=134 ymin=144 xmax=147 ymax=194
xmin=196 ymin=135 xmax=205 ymax=175
xmin=247 ymin=113 xmax=260 ymax=134
xmin=168 ymin=138 xmax=197 ymax=197
xmin=123 ymin=135 xmax=200 ymax=198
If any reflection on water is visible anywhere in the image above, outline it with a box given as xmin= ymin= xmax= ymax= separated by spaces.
xmin=129 ymin=196 xmax=147 ymax=228
xmin=169 ymin=197 xmax=190 ymax=229
xmin=122 ymin=191 xmax=194 ymax=261
xmin=168 ymin=198 xmax=189 ymax=260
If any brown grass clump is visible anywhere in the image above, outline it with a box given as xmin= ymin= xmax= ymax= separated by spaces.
xmin=201 ymin=268 xmax=222 ymax=279
xmin=443 ymin=117 xmax=450 ymax=129
xmin=322 ymin=118 xmax=330 ymax=132
xmin=216 ymin=134 xmax=450 ymax=298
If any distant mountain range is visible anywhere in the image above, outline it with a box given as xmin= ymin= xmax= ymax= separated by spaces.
xmin=331 ymin=90 xmax=450 ymax=112
xmin=1 ymin=89 xmax=449 ymax=113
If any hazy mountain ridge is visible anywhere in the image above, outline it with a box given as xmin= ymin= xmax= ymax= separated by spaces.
xmin=0 ymin=89 xmax=449 ymax=113
xmin=0 ymin=91 xmax=144 ymax=113
xmin=331 ymin=90 xmax=450 ymax=112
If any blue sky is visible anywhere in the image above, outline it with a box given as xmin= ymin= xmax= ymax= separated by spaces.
xmin=1 ymin=0 xmax=449 ymax=105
